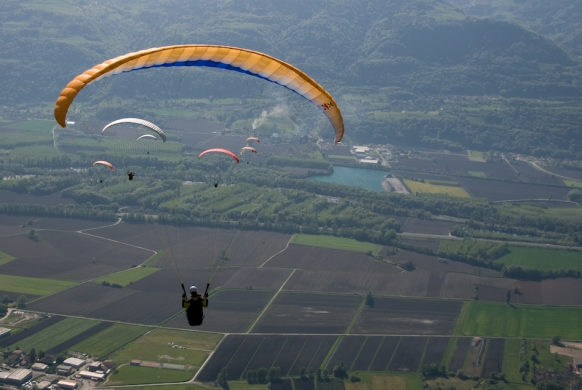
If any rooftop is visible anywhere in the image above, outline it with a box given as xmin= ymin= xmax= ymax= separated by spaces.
xmin=63 ymin=358 xmax=85 ymax=367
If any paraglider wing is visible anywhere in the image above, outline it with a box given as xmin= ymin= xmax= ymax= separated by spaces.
xmin=198 ymin=148 xmax=240 ymax=163
xmin=92 ymin=160 xmax=115 ymax=171
xmin=54 ymin=45 xmax=344 ymax=143
xmin=240 ymin=146 xmax=258 ymax=154
xmin=102 ymin=118 xmax=166 ymax=142
xmin=246 ymin=137 xmax=260 ymax=143
xmin=136 ymin=134 xmax=158 ymax=141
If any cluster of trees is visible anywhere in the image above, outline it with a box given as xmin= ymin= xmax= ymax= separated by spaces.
xmin=245 ymin=367 xmax=281 ymax=384
xmin=436 ymin=239 xmax=509 ymax=269
xmin=501 ymin=265 xmax=581 ymax=281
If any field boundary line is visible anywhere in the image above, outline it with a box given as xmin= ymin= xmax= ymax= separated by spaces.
xmin=287 ymin=338 xmax=308 ymax=376
xmin=367 ymin=336 xmax=384 ymax=371
xmin=307 ymin=338 xmax=326 ymax=369
xmin=259 ymin=235 xmax=292 ymax=268
xmin=417 ymin=337 xmax=430 ymax=373
xmin=442 ymin=337 xmax=458 ymax=370
xmin=193 ymin=333 xmax=229 ymax=382
xmin=78 ymin=230 xmax=156 ymax=254
xmin=246 ymin=269 xmax=296 ymax=333
xmin=239 ymin=336 xmax=265 ymax=379
xmin=322 ymin=336 xmax=343 ymax=371
xmin=348 ymin=336 xmax=367 ymax=372
xmin=385 ymin=336 xmax=402 ymax=370
xmin=345 ymin=296 xmax=366 ymax=334
xmin=452 ymin=302 xmax=470 ymax=336
xmin=271 ymin=337 xmax=288 ymax=370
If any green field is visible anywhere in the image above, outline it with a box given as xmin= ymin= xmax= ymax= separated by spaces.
xmin=467 ymin=171 xmax=486 ymax=178
xmin=92 ymin=266 xmax=159 ymax=286
xmin=535 ymin=340 xmax=572 ymax=372
xmin=106 ymin=365 xmax=194 ymax=386
xmin=563 ymin=179 xmax=582 ymax=188
xmin=467 ymin=151 xmax=486 ymax=162
xmin=502 ymin=339 xmax=523 ymax=383
xmin=442 ymin=337 xmax=458 ymax=370
xmin=0 ymin=274 xmax=76 ymax=296
xmin=498 ymin=246 xmax=582 ymax=271
xmin=71 ymin=324 xmax=150 ymax=358
xmin=290 ymin=234 xmax=383 ymax=255
xmin=496 ymin=203 xmax=582 ymax=223
xmin=109 ymin=329 xmax=219 ymax=368
xmin=404 ymin=180 xmax=471 ymax=198
xmin=143 ymin=250 xmax=166 ymax=266
xmin=455 ymin=301 xmax=582 ymax=339
xmin=118 ymin=386 xmax=206 ymax=390
xmin=4 ymin=120 xmax=55 ymax=132
xmin=11 ymin=317 xmax=100 ymax=352
xmin=0 ymin=250 xmax=15 ymax=266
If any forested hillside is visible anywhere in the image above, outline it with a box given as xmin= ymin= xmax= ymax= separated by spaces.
xmin=448 ymin=0 xmax=582 ymax=61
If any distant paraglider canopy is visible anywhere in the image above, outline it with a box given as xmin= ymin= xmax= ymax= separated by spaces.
xmin=92 ymin=161 xmax=114 ymax=171
xmin=198 ymin=148 xmax=240 ymax=163
xmin=102 ymin=118 xmax=166 ymax=142
xmin=137 ymin=134 xmax=158 ymax=141
xmin=240 ymin=146 xmax=258 ymax=154
xmin=54 ymin=45 xmax=344 ymax=143
xmin=246 ymin=137 xmax=260 ymax=144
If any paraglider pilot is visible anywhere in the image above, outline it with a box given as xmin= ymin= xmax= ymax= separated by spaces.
xmin=127 ymin=171 xmax=135 ymax=181
xmin=182 ymin=284 xmax=209 ymax=326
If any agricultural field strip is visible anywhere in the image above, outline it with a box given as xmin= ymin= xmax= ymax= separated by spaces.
xmin=246 ymin=269 xmax=296 ymax=333
xmin=399 ymin=232 xmax=582 ymax=251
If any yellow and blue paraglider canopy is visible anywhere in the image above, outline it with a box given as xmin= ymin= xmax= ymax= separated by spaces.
xmin=54 ymin=45 xmax=344 ymax=143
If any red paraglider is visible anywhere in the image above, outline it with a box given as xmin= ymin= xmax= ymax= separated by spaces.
xmin=198 ymin=148 xmax=240 ymax=163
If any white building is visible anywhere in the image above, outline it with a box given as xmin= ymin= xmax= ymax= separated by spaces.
xmin=57 ymin=380 xmax=78 ymax=390
xmin=63 ymin=357 xmax=85 ymax=368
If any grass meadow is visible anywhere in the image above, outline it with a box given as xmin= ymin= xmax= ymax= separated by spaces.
xmin=106 ymin=365 xmax=193 ymax=386
xmin=92 ymin=266 xmax=160 ymax=286
xmin=467 ymin=151 xmax=486 ymax=162
xmin=109 ymin=328 xmax=219 ymax=368
xmin=0 ymin=274 xmax=76 ymax=295
xmin=403 ymin=180 xmax=471 ymax=198
xmin=0 ymin=250 xmax=15 ymax=266
xmin=456 ymin=301 xmax=582 ymax=339
xmin=290 ymin=233 xmax=383 ymax=255
xmin=498 ymin=246 xmax=582 ymax=271
xmin=11 ymin=317 xmax=99 ymax=352
xmin=71 ymin=324 xmax=150 ymax=358
xmin=502 ymin=339 xmax=522 ymax=383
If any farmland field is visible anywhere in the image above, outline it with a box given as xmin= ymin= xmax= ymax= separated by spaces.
xmin=92 ymin=266 xmax=160 ymax=286
xmin=369 ymin=337 xmax=400 ymax=371
xmin=253 ymin=292 xmax=362 ymax=334
xmin=0 ymin=250 xmax=14 ymax=266
xmin=502 ymin=339 xmax=522 ymax=383
xmin=326 ymin=336 xmax=366 ymax=372
xmin=351 ymin=336 xmax=383 ymax=371
xmin=28 ymin=283 xmax=180 ymax=325
xmin=448 ymin=337 xmax=470 ymax=371
xmin=109 ymin=329 xmax=215 ymax=368
xmin=290 ymin=234 xmax=383 ymax=255
xmin=498 ymin=246 xmax=582 ymax=272
xmin=221 ymin=267 xmax=292 ymax=291
xmin=0 ymin=315 xmax=64 ymax=348
xmin=225 ymin=336 xmax=265 ymax=380
xmin=421 ymin=337 xmax=450 ymax=367
xmin=9 ymin=317 xmax=99 ymax=352
xmin=388 ymin=337 xmax=427 ymax=372
xmin=285 ymin=270 xmax=409 ymax=296
xmin=351 ymin=297 xmax=463 ymax=335
xmin=106 ymin=365 xmax=193 ymax=385
xmin=71 ymin=324 xmax=150 ymax=357
xmin=164 ymin=290 xmax=273 ymax=333
xmin=403 ymin=180 xmax=470 ymax=198
xmin=290 ymin=336 xmax=336 ymax=375
xmin=273 ymin=336 xmax=309 ymax=376
xmin=480 ymin=338 xmax=505 ymax=378
xmin=0 ymin=273 xmax=76 ymax=295
xmin=266 ymin=244 xmax=398 ymax=273
xmin=46 ymin=322 xmax=113 ymax=355
xmin=456 ymin=301 xmax=582 ymax=339
xmin=455 ymin=177 xmax=572 ymax=201
xmin=196 ymin=335 xmax=246 ymax=382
